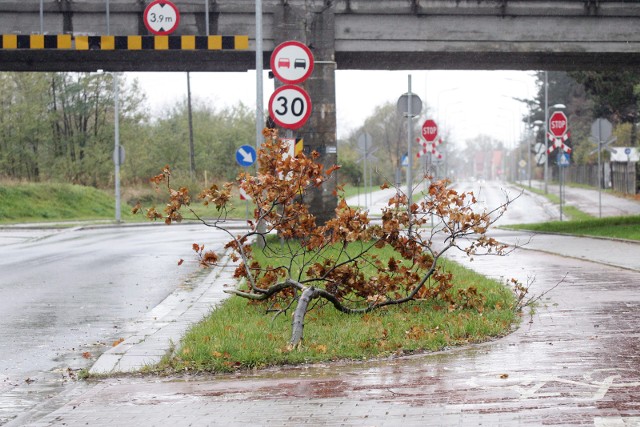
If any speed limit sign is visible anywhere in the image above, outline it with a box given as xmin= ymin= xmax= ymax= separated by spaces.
xmin=268 ymin=85 xmax=312 ymax=130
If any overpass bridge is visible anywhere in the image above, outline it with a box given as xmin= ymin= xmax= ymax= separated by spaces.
xmin=0 ymin=0 xmax=639 ymax=72
xmin=1 ymin=0 xmax=639 ymax=222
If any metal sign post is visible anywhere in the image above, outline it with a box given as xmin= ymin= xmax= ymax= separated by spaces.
xmin=113 ymin=73 xmax=121 ymax=223
xmin=590 ymin=118 xmax=617 ymax=218
xmin=397 ymin=76 xmax=422 ymax=215
xmin=357 ymin=132 xmax=373 ymax=209
xmin=558 ymin=152 xmax=570 ymax=221
xmin=547 ymin=110 xmax=572 ymax=221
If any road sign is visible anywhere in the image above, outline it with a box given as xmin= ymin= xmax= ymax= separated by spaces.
xmin=549 ymin=111 xmax=568 ymax=138
xmin=112 ymin=144 xmax=125 ymax=165
xmin=591 ymin=118 xmax=613 ymax=142
xmin=535 ymin=150 xmax=546 ymax=166
xmin=281 ymin=138 xmax=304 ymax=158
xmin=396 ymin=93 xmax=422 ymax=117
xmin=268 ymin=85 xmax=312 ymax=129
xmin=558 ymin=152 xmax=570 ymax=167
xmin=421 ymin=119 xmax=438 ymax=142
xmin=270 ymin=41 xmax=314 ymax=84
xmin=235 ymin=145 xmax=256 ymax=167
xmin=547 ymin=111 xmax=571 ymax=154
xmin=143 ymin=0 xmax=180 ymax=35
xmin=357 ymin=132 xmax=372 ymax=153
xmin=239 ymin=186 xmax=251 ymax=201
xmin=610 ymin=147 xmax=639 ymax=162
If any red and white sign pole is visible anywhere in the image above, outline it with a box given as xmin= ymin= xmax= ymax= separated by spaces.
xmin=417 ymin=119 xmax=444 ymax=161
xmin=547 ymin=111 xmax=572 ymax=154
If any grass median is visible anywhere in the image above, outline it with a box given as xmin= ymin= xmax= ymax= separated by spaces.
xmin=153 ymin=249 xmax=518 ymax=374
xmin=507 ymin=214 xmax=640 ymax=241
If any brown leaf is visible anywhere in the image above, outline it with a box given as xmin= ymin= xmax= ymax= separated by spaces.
xmin=82 ymin=352 xmax=92 ymax=359
xmin=112 ymin=338 xmax=125 ymax=347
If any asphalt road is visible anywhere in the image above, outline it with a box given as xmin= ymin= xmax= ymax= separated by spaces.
xmin=2 ymin=181 xmax=639 ymax=425
xmin=347 ymin=179 xmax=560 ymax=225
xmin=0 ymin=223 xmax=228 ymax=423
xmin=9 ymin=182 xmax=640 ymax=426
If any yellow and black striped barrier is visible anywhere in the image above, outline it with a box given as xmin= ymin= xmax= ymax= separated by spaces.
xmin=0 ymin=34 xmax=249 ymax=50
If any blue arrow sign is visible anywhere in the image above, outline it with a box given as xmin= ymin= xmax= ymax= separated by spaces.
xmin=236 ymin=145 xmax=256 ymax=167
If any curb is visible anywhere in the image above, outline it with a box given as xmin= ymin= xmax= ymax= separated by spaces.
xmin=89 ymin=255 xmax=237 ymax=375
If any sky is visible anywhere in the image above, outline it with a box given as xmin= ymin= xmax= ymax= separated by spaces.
xmin=126 ymin=69 xmax=537 ymax=149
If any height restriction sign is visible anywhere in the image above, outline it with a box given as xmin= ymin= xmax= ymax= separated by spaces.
xmin=143 ymin=0 xmax=180 ymax=35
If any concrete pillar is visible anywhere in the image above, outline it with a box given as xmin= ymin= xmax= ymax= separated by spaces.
xmin=273 ymin=2 xmax=337 ymax=225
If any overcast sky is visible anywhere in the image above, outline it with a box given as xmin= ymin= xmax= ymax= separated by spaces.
xmin=127 ymin=69 xmax=537 ymax=149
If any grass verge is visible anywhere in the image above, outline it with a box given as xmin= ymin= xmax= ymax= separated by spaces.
xmin=507 ymin=214 xmax=640 ymax=241
xmin=0 ymin=182 xmax=133 ymax=224
xmin=153 ymin=258 xmax=518 ymax=374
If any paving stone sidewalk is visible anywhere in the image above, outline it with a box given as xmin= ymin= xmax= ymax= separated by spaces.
xmin=88 ymin=256 xmax=236 ymax=375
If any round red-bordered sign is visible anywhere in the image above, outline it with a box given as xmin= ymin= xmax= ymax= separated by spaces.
xmin=268 ymin=85 xmax=312 ymax=130
xmin=270 ymin=41 xmax=315 ymax=85
xmin=143 ymin=0 xmax=180 ymax=36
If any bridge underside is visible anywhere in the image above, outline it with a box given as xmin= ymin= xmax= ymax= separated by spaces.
xmin=1 ymin=50 xmax=639 ymax=73
xmin=0 ymin=1 xmax=639 ymax=72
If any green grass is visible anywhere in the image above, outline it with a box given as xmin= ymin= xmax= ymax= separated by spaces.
xmin=156 ymin=249 xmax=517 ymax=374
xmin=508 ymin=214 xmax=640 ymax=241
xmin=0 ymin=182 xmax=133 ymax=224
xmin=0 ymin=180 xmax=253 ymax=224
xmin=561 ymin=206 xmax=593 ymax=222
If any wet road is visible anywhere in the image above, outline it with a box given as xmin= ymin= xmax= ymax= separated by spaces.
xmin=18 ymin=229 xmax=640 ymax=426
xmin=0 ymin=224 xmax=228 ymax=424
xmin=6 ymin=184 xmax=640 ymax=426
xmin=347 ymin=179 xmax=560 ymax=225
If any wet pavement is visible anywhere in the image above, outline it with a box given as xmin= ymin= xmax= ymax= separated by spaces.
xmin=4 ymin=185 xmax=640 ymax=426
xmin=5 ymin=226 xmax=639 ymax=426
xmin=517 ymin=180 xmax=640 ymax=218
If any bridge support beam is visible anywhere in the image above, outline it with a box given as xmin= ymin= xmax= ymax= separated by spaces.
xmin=273 ymin=3 xmax=337 ymax=224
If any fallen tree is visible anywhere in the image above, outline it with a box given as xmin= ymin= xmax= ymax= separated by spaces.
xmin=138 ymin=128 xmax=514 ymax=349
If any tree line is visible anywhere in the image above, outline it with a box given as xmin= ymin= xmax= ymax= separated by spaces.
xmin=526 ymin=70 xmax=640 ymax=164
xmin=1 ymin=70 xmax=637 ymax=192
xmin=0 ymin=72 xmax=255 ymax=189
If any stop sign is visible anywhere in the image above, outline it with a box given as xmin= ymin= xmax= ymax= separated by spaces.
xmin=422 ymin=119 xmax=438 ymax=142
xmin=549 ymin=111 xmax=568 ymax=137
